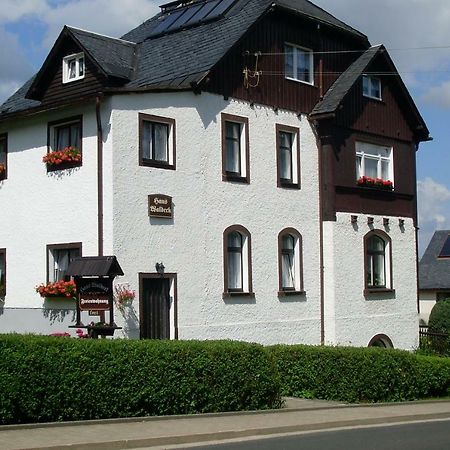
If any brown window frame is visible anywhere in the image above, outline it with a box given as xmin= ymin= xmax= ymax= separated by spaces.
xmin=46 ymin=242 xmax=82 ymax=283
xmin=0 ymin=133 xmax=7 ymax=181
xmin=278 ymin=228 xmax=305 ymax=296
xmin=139 ymin=113 xmax=176 ymax=170
xmin=47 ymin=115 xmax=83 ymax=172
xmin=223 ymin=225 xmax=253 ymax=297
xmin=363 ymin=230 xmax=394 ymax=295
xmin=276 ymin=124 xmax=300 ymax=189
xmin=221 ymin=113 xmax=250 ymax=183
xmin=0 ymin=248 xmax=6 ymax=298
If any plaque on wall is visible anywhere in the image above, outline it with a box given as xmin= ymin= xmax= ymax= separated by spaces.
xmin=148 ymin=194 xmax=173 ymax=219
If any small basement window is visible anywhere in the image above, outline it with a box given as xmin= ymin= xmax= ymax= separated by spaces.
xmin=63 ymin=53 xmax=85 ymax=84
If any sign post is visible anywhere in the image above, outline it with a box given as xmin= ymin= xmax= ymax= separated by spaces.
xmin=67 ymin=256 xmax=124 ymax=338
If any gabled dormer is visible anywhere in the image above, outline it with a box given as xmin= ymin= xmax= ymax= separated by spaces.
xmin=26 ymin=26 xmax=137 ymax=105
xmin=310 ymin=45 xmax=430 ymax=144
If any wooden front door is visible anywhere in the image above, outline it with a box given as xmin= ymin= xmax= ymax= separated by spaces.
xmin=141 ymin=277 xmax=171 ymax=339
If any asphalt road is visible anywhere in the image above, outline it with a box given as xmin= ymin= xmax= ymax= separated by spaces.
xmin=185 ymin=419 xmax=450 ymax=450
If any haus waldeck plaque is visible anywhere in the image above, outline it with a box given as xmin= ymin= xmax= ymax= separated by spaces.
xmin=148 ymin=194 xmax=173 ymax=219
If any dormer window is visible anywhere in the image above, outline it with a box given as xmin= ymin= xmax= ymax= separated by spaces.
xmin=285 ymin=43 xmax=314 ymax=85
xmin=363 ymin=75 xmax=381 ymax=100
xmin=63 ymin=53 xmax=85 ymax=84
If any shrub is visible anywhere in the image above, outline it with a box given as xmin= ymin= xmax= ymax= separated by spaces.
xmin=269 ymin=345 xmax=450 ymax=403
xmin=0 ymin=335 xmax=281 ymax=425
xmin=429 ymin=299 xmax=450 ymax=334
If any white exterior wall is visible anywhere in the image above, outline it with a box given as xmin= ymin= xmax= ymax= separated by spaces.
xmin=323 ymin=212 xmax=419 ymax=350
xmin=0 ymin=90 xmax=421 ymax=348
xmin=419 ymin=291 xmax=437 ymax=324
xmin=0 ymin=102 xmax=114 ymax=334
xmin=110 ymin=92 xmax=322 ymax=345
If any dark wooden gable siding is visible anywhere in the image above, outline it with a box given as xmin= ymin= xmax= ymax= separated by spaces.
xmin=35 ymin=39 xmax=105 ymax=107
xmin=321 ymin=54 xmax=419 ymax=221
xmin=205 ymin=10 xmax=366 ymax=113
xmin=319 ymin=122 xmax=417 ymax=222
xmin=335 ymin=54 xmax=415 ymax=142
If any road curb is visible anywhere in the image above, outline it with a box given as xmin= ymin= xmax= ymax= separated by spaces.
xmin=11 ymin=412 xmax=450 ymax=450
xmin=2 ymin=399 xmax=450 ymax=432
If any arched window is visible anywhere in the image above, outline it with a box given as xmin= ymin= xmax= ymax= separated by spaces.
xmin=223 ymin=225 xmax=252 ymax=295
xmin=368 ymin=334 xmax=393 ymax=348
xmin=278 ymin=228 xmax=303 ymax=294
xmin=364 ymin=231 xmax=392 ymax=291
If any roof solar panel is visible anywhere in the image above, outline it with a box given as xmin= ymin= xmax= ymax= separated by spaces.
xmin=184 ymin=0 xmax=221 ymax=26
xmin=206 ymin=0 xmax=236 ymax=18
xmin=439 ymin=235 xmax=450 ymax=258
xmin=152 ymin=8 xmax=187 ymax=36
xmin=166 ymin=3 xmax=204 ymax=30
xmin=151 ymin=0 xmax=237 ymax=37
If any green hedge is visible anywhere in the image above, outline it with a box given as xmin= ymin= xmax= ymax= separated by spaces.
xmin=0 ymin=335 xmax=281 ymax=425
xmin=269 ymin=345 xmax=450 ymax=403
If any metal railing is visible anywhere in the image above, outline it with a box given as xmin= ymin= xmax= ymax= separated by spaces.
xmin=419 ymin=326 xmax=450 ymax=355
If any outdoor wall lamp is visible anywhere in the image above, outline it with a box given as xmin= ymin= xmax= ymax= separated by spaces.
xmin=155 ymin=262 xmax=165 ymax=275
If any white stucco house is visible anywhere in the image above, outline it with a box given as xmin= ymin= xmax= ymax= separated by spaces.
xmin=0 ymin=0 xmax=430 ymax=349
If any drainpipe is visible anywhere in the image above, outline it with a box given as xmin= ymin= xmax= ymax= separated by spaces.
xmin=311 ymin=118 xmax=325 ymax=345
xmin=318 ymin=134 xmax=325 ymax=345
xmin=414 ymin=141 xmax=420 ymax=315
xmin=96 ymin=94 xmax=104 ymax=257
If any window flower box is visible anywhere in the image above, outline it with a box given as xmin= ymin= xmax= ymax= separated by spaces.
xmin=357 ymin=176 xmax=393 ymax=191
xmin=35 ymin=280 xmax=77 ymax=299
xmin=43 ymin=146 xmax=81 ymax=170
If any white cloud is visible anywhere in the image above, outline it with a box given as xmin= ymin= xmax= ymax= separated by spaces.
xmin=422 ymin=80 xmax=450 ymax=108
xmin=417 ymin=177 xmax=450 ymax=255
xmin=314 ymin=0 xmax=450 ymax=88
xmin=0 ymin=27 xmax=34 ymax=103
xmin=41 ymin=0 xmax=160 ymax=48
xmin=0 ymin=0 xmax=48 ymax=23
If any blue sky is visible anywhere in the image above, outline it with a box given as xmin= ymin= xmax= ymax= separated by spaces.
xmin=1 ymin=0 xmax=450 ymax=255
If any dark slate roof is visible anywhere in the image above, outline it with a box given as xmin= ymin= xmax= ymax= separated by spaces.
xmin=68 ymin=27 xmax=136 ymax=80
xmin=67 ymin=256 xmax=124 ymax=277
xmin=419 ymin=231 xmax=450 ymax=290
xmin=310 ymin=45 xmax=382 ymax=118
xmin=0 ymin=76 xmax=40 ymax=115
xmin=1 ymin=0 xmax=368 ymax=118
xmin=275 ymin=0 xmax=365 ymax=39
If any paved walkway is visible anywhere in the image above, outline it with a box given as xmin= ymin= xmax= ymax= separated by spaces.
xmin=1 ymin=399 xmax=450 ymax=450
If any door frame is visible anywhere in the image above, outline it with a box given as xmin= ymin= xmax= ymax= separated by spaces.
xmin=138 ymin=272 xmax=178 ymax=340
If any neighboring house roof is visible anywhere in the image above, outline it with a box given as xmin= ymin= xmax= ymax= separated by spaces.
xmin=419 ymin=230 xmax=450 ymax=290
xmin=0 ymin=0 xmax=368 ymax=119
